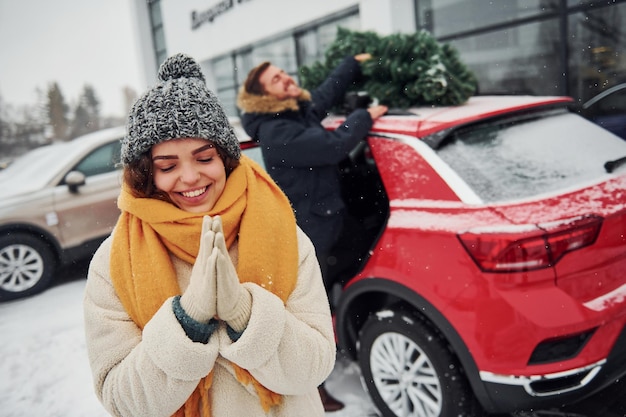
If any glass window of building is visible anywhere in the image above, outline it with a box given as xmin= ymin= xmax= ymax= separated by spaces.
xmin=249 ymin=36 xmax=298 ymax=76
xmin=148 ymin=0 xmax=167 ymax=66
xmin=212 ymin=55 xmax=238 ymax=116
xmin=235 ymin=50 xmax=255 ymax=85
xmin=416 ymin=0 xmax=554 ymax=38
xmin=416 ymin=0 xmax=625 ymax=102
xmin=567 ymin=2 xmax=626 ymax=102
xmin=317 ymin=13 xmax=360 ymax=54
xmin=295 ymin=13 xmax=360 ymax=67
xmin=449 ymin=18 xmax=563 ymax=95
xmin=295 ymin=29 xmax=319 ymax=68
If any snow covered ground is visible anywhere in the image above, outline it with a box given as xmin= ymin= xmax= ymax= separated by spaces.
xmin=0 ymin=270 xmax=378 ymax=417
xmin=0 ymin=278 xmax=108 ymax=417
xmin=2 ymin=268 xmax=625 ymax=417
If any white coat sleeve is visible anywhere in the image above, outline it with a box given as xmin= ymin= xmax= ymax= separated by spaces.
xmin=83 ymin=237 xmax=220 ymax=417
xmin=218 ymin=227 xmax=336 ymax=395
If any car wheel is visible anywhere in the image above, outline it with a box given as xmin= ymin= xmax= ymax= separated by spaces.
xmin=0 ymin=233 xmax=57 ymax=300
xmin=358 ymin=310 xmax=479 ymax=417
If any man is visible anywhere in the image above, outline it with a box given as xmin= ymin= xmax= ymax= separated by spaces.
xmin=237 ymin=54 xmax=387 ymax=412
xmin=237 ymin=53 xmax=387 ymax=291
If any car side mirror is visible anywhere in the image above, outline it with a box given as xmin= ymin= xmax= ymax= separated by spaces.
xmin=64 ymin=170 xmax=86 ymax=193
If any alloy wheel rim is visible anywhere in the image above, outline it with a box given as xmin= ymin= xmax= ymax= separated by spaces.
xmin=370 ymin=332 xmax=443 ymax=417
xmin=0 ymin=244 xmax=44 ymax=292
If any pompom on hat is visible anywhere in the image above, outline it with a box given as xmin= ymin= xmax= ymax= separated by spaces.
xmin=121 ymin=53 xmax=241 ymax=165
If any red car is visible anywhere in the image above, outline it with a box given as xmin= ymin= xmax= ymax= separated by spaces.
xmin=242 ymin=95 xmax=626 ymax=416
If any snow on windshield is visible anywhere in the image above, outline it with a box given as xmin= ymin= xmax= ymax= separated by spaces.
xmin=0 ymin=142 xmax=72 ymax=187
xmin=436 ymin=112 xmax=626 ymax=203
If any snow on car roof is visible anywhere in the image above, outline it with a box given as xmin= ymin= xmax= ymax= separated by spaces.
xmin=323 ymin=95 xmax=574 ymax=138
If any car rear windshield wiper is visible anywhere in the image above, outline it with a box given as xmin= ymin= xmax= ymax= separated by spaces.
xmin=604 ymin=156 xmax=626 ymax=173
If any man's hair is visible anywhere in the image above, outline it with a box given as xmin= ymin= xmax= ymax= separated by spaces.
xmin=243 ymin=61 xmax=271 ymax=95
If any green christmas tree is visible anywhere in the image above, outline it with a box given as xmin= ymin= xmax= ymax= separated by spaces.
xmin=299 ymin=28 xmax=478 ymax=109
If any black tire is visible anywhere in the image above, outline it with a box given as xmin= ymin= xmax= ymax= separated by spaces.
xmin=358 ymin=310 xmax=480 ymax=417
xmin=0 ymin=233 xmax=57 ymax=301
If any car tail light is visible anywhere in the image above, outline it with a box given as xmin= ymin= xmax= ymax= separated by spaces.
xmin=458 ymin=215 xmax=603 ymax=273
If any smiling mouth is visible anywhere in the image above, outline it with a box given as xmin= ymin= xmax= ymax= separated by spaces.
xmin=180 ymin=186 xmax=207 ymax=198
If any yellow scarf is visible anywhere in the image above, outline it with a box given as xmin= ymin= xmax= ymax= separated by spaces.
xmin=109 ymin=155 xmax=298 ymax=417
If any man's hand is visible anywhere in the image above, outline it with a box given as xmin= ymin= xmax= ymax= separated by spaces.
xmin=354 ymin=53 xmax=372 ymax=62
xmin=368 ymin=105 xmax=388 ymax=120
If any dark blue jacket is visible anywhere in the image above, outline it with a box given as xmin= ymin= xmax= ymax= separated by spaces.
xmin=237 ymin=56 xmax=373 ymax=252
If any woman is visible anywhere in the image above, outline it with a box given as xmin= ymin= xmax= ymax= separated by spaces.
xmin=83 ymin=53 xmax=336 ymax=417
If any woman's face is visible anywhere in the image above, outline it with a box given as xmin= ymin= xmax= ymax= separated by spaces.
xmin=151 ymin=138 xmax=226 ymax=213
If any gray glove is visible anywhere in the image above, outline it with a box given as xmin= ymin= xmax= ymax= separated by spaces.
xmin=179 ymin=216 xmax=219 ymax=323
xmin=213 ymin=217 xmax=252 ymax=332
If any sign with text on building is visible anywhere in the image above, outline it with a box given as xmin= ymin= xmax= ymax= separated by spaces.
xmin=191 ymin=0 xmax=253 ymax=30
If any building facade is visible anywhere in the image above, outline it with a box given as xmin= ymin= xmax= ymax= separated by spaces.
xmin=132 ymin=0 xmax=626 ymax=117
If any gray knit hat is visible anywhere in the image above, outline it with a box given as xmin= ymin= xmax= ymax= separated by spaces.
xmin=121 ymin=53 xmax=241 ymax=165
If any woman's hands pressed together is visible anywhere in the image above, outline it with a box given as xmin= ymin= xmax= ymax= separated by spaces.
xmin=180 ymin=215 xmax=219 ymax=323
xmin=181 ymin=215 xmax=252 ymax=332
xmin=213 ymin=216 xmax=253 ymax=333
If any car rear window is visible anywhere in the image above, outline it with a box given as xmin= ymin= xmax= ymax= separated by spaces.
xmin=436 ymin=110 xmax=626 ymax=203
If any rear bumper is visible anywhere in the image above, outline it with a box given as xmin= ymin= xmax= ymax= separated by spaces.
xmin=478 ymin=322 xmax=626 ymax=413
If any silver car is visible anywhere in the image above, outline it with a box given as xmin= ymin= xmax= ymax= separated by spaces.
xmin=0 ymin=126 xmax=125 ymax=300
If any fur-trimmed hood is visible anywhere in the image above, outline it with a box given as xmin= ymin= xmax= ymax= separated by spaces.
xmin=236 ymin=86 xmax=312 ymax=114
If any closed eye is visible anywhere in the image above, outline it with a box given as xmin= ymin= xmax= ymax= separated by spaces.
xmin=158 ymin=164 xmax=176 ymax=173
